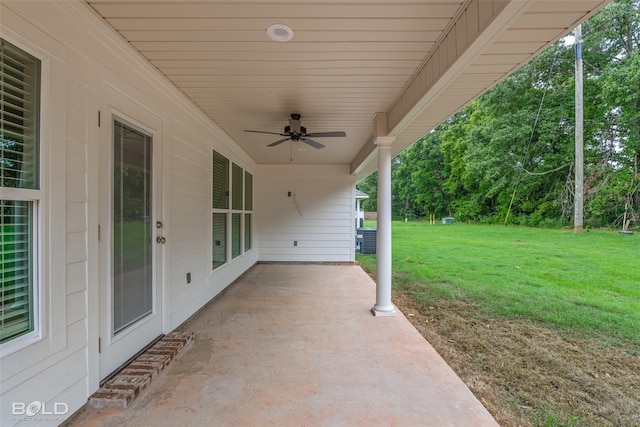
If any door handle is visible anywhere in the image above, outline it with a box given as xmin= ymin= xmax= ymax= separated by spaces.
xmin=156 ymin=236 xmax=166 ymax=244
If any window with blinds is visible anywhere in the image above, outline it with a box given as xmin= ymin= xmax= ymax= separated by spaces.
xmin=1 ymin=39 xmax=41 ymax=344
xmin=244 ymin=171 xmax=253 ymax=211
xmin=212 ymin=151 xmax=229 ymax=269
xmin=231 ymin=163 xmax=243 ymax=259
xmin=212 ymin=150 xmax=253 ymax=269
xmin=212 ymin=151 xmax=228 ymax=210
xmin=212 ymin=212 xmax=226 ymax=269
xmin=244 ymin=214 xmax=252 ymax=251
xmin=244 ymin=171 xmax=253 ymax=252
xmin=231 ymin=213 xmax=241 ymax=259
xmin=232 ymin=163 xmax=243 ymax=211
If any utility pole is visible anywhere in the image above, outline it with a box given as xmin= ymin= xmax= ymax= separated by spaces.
xmin=574 ymin=24 xmax=584 ymax=233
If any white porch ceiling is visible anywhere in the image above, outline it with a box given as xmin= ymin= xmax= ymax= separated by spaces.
xmin=85 ymin=0 xmax=609 ymax=179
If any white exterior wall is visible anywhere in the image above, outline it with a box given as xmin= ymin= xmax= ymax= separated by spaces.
xmin=256 ymin=165 xmax=356 ymax=262
xmin=0 ymin=2 xmax=257 ymax=425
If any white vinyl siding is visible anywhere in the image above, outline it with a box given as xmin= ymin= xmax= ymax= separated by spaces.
xmin=256 ymin=164 xmax=355 ymax=263
xmin=1 ymin=3 xmax=257 ymax=424
xmin=0 ymin=38 xmax=40 ymax=345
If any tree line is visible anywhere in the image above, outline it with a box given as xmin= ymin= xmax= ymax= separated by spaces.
xmin=358 ymin=0 xmax=640 ymax=228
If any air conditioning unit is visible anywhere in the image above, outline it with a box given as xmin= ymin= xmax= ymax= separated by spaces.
xmin=356 ymin=228 xmax=377 ymax=254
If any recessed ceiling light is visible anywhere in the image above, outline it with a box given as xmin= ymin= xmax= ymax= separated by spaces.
xmin=267 ymin=24 xmax=294 ymax=42
xmin=297 ymin=147 xmax=307 ymax=152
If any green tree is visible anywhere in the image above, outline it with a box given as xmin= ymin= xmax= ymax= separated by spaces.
xmin=361 ymin=0 xmax=640 ymax=228
xmin=356 ymin=172 xmax=377 ymax=213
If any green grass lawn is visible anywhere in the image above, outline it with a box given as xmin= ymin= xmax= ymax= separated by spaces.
xmin=358 ymin=222 xmax=640 ymax=346
xmin=113 ymin=220 xmax=152 ymax=272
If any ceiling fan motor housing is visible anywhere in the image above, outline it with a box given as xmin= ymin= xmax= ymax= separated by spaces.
xmin=284 ymin=125 xmax=306 ymax=137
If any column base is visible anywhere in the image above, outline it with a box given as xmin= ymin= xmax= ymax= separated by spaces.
xmin=371 ymin=305 xmax=397 ymax=317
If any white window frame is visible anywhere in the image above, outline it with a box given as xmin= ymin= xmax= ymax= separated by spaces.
xmin=230 ymin=162 xmax=243 ymax=260
xmin=243 ymin=170 xmax=253 ymax=253
xmin=212 ymin=149 xmax=229 ymax=270
xmin=0 ymin=38 xmax=43 ymax=356
xmin=211 ymin=149 xmax=253 ymax=271
xmin=0 ymin=191 xmax=42 ymax=355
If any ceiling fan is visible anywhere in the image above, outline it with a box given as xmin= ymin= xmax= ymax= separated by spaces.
xmin=244 ymin=113 xmax=346 ymax=149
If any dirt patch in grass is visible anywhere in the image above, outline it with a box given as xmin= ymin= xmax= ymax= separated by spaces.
xmin=392 ymin=290 xmax=640 ymax=427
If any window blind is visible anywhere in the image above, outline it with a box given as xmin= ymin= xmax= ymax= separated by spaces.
xmin=212 ymin=151 xmax=228 ymax=209
xmin=232 ymin=163 xmax=243 ymax=210
xmin=244 ymin=214 xmax=252 ymax=251
xmin=231 ymin=213 xmax=241 ymax=258
xmin=1 ymin=39 xmax=39 ymax=344
xmin=244 ymin=171 xmax=253 ymax=211
xmin=0 ymin=200 xmax=34 ymax=343
xmin=212 ymin=212 xmax=227 ymax=269
xmin=1 ymin=39 xmax=40 ymax=189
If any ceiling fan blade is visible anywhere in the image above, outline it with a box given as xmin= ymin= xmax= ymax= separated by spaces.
xmin=301 ymin=138 xmax=325 ymax=149
xmin=304 ymin=131 xmax=346 ymax=138
xmin=267 ymin=138 xmax=290 ymax=147
xmin=244 ymin=129 xmax=286 ymax=136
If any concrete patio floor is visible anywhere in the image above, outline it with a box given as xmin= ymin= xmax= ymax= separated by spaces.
xmin=68 ymin=263 xmax=499 ymax=426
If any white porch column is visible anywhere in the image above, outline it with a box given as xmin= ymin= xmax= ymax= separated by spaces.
xmin=372 ymin=136 xmax=397 ymax=316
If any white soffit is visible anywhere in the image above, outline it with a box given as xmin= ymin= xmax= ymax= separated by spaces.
xmin=85 ymin=0 xmax=610 ymax=177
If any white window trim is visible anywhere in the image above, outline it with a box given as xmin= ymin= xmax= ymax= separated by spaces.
xmin=211 ymin=150 xmax=253 ymax=272
xmin=211 ymin=150 xmax=229 ymax=271
xmin=230 ymin=162 xmax=243 ymax=260
xmin=243 ymin=171 xmax=253 ymax=254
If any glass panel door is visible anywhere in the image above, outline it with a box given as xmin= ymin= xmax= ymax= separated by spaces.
xmin=112 ymin=121 xmax=153 ymax=334
xmin=98 ymin=82 xmax=163 ymax=380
